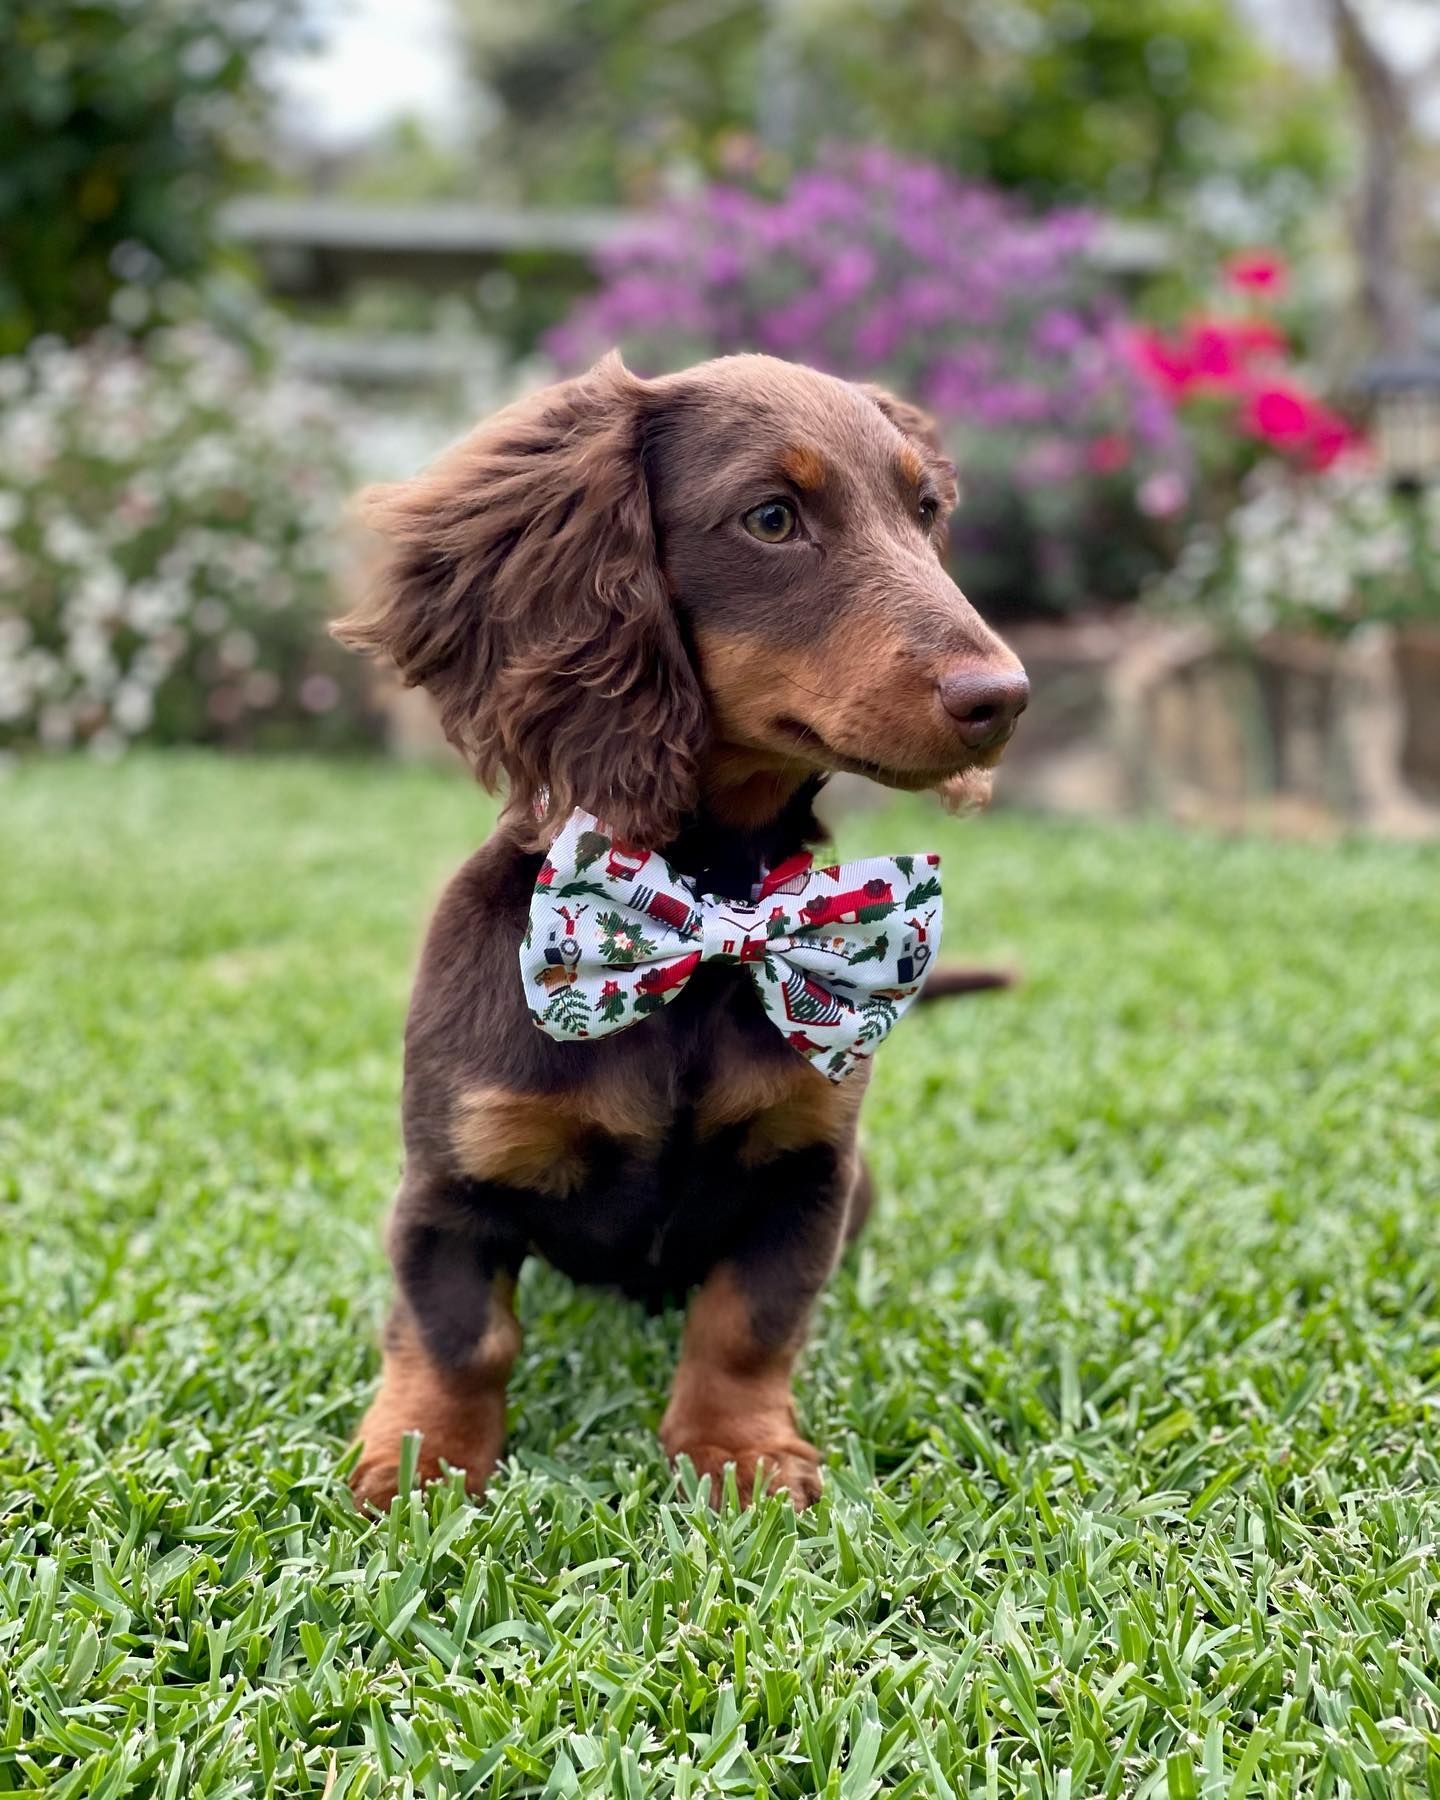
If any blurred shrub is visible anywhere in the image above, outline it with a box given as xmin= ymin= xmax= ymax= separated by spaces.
xmin=1158 ymin=466 xmax=1440 ymax=639
xmin=0 ymin=0 xmax=297 ymax=353
xmin=456 ymin=0 xmax=1337 ymax=232
xmin=552 ymin=150 xmax=1191 ymax=613
xmin=795 ymin=0 xmax=1339 ymax=225
xmin=1126 ymin=250 xmax=1366 ymax=513
xmin=0 ymin=326 xmax=372 ymax=756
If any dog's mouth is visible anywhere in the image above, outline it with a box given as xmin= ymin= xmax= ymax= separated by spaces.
xmin=772 ymin=714 xmax=993 ymax=788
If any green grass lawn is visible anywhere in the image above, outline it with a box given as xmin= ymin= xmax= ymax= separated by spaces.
xmin=3 ymin=756 xmax=1440 ymax=1798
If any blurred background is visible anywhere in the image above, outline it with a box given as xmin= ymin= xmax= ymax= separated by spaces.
xmin=3 ymin=0 xmax=1440 ymax=834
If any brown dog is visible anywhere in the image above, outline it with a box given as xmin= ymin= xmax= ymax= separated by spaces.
xmin=335 ymin=352 xmax=1027 ymax=1510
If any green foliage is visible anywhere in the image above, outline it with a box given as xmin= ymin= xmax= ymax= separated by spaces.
xmin=801 ymin=0 xmax=1340 ymax=218
xmin=856 ymin=993 xmax=899 ymax=1043
xmin=541 ymin=983 xmax=592 ymax=1033
xmin=0 ymin=0 xmax=297 ymax=351
xmin=4 ymin=757 xmax=1440 ymax=1792
xmin=846 ymin=933 xmax=887 ymax=966
xmin=454 ymin=0 xmax=1338 ymax=222
xmin=595 ymin=908 xmax=658 ymax=964
xmin=454 ymin=0 xmax=770 ymax=205
xmin=573 ymin=829 xmax=610 ymax=872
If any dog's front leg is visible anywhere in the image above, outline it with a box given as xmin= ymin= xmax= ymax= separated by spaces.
xmin=351 ymin=1171 xmax=522 ymax=1510
xmin=660 ymin=1160 xmax=850 ymax=1510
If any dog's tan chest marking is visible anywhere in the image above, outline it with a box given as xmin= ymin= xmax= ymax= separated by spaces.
xmin=453 ymin=1053 xmax=866 ymax=1194
xmin=695 ymin=1057 xmax=868 ymax=1167
xmin=450 ymin=1075 xmax=665 ymax=1196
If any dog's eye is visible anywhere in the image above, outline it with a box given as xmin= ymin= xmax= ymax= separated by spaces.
xmin=918 ymin=497 xmax=939 ymax=528
xmin=743 ymin=500 xmax=797 ymax=543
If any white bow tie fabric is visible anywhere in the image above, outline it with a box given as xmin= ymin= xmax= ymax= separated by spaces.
xmin=520 ymin=809 xmax=942 ymax=1082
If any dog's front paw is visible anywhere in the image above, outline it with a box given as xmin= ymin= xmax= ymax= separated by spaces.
xmin=669 ymin=1437 xmax=823 ymax=1510
xmin=348 ymin=1412 xmax=500 ymax=1512
xmin=348 ymin=1443 xmax=490 ymax=1512
xmin=350 ymin=1452 xmax=413 ymax=1513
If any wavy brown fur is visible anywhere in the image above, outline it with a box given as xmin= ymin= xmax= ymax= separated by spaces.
xmin=336 ymin=354 xmax=706 ymax=848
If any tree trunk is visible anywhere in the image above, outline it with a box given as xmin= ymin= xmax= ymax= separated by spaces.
xmin=1328 ymin=0 xmax=1419 ymax=355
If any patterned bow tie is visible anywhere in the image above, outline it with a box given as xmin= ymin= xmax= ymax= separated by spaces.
xmin=519 ymin=810 xmax=942 ymax=1082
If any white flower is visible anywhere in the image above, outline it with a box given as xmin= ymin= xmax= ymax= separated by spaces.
xmin=219 ymin=629 xmax=257 ymax=670
xmin=243 ymin=669 xmax=281 ymax=708
xmin=0 ymin=541 xmax=27 ymax=587
xmin=0 ymin=323 xmax=354 ymax=752
xmin=75 ymin=565 xmax=126 ymax=618
xmin=0 ymin=666 xmax=33 ymax=720
xmin=38 ymin=703 xmax=74 ymax=748
xmin=43 ymin=515 xmax=95 ymax=566
xmin=111 ymin=681 xmax=154 ymax=733
xmin=192 ymin=597 xmax=229 ymax=634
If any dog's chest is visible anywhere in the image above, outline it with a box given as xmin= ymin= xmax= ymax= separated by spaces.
xmin=450 ymin=966 xmax=862 ymax=1196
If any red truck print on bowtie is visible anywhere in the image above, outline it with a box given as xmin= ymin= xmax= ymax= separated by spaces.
xmin=798 ymin=878 xmax=894 ymax=928
xmin=635 ymin=950 xmax=701 ymax=997
xmin=605 ymin=840 xmax=650 ymax=881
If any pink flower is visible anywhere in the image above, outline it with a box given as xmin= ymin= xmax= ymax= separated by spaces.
xmin=1306 ymin=407 xmax=1364 ymax=471
xmin=1018 ymin=438 xmax=1080 ymax=485
xmin=1137 ymin=471 xmax=1188 ymax=518
xmin=1240 ymin=383 xmax=1365 ymax=468
xmin=1226 ymin=250 xmax=1288 ymax=297
xmin=1227 ymin=319 xmax=1289 ymax=359
xmin=1190 ymin=324 xmax=1245 ymax=383
xmin=299 ymin=673 xmax=340 ymax=714
xmin=1130 ymin=315 xmax=1294 ymax=403
xmin=1188 ymin=319 xmax=1289 ymax=388
xmin=1245 ymin=384 xmax=1314 ymax=445
xmin=1085 ymin=433 xmax=1131 ymax=474
xmin=1128 ymin=328 xmax=1196 ymax=397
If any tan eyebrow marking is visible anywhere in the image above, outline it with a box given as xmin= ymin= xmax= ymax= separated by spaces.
xmin=898 ymin=442 xmax=927 ymax=486
xmin=778 ymin=444 xmax=829 ymax=491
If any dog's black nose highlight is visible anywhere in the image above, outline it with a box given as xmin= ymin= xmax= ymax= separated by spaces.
xmin=938 ymin=667 xmax=1030 ymax=749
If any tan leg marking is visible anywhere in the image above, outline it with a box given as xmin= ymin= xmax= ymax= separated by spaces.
xmin=351 ymin=1277 xmax=520 ymax=1510
xmin=660 ymin=1267 xmax=821 ymax=1510
xmin=451 ymin=1073 xmax=664 ymax=1197
xmin=843 ymin=1152 xmax=875 ymax=1243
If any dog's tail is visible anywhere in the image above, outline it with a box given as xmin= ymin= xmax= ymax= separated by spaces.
xmin=916 ymin=964 xmax=1017 ymax=1002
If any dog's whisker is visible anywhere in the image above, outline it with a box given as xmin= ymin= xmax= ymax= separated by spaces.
xmin=774 ymin=671 xmax=845 ymax=704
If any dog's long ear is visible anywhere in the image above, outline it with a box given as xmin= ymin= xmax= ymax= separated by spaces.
xmin=857 ymin=382 xmax=949 ymax=462
xmin=335 ymin=354 xmax=705 ymax=846
xmin=858 ymin=383 xmax=959 ymax=519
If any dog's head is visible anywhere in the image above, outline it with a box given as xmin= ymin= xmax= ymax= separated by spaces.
xmin=336 ymin=352 xmax=1027 ymax=844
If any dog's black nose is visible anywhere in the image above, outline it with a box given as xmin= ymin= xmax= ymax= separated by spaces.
xmin=938 ymin=667 xmax=1030 ymax=750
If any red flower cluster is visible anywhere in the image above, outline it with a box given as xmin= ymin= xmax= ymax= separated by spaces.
xmin=1128 ymin=254 xmax=1362 ymax=473
xmin=1225 ymin=249 xmax=1287 ymax=297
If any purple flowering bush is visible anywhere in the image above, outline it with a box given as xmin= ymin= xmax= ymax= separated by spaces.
xmin=551 ymin=150 xmax=1191 ymax=612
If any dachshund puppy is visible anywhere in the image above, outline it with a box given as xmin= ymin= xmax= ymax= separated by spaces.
xmin=335 ymin=353 xmax=1027 ymax=1510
